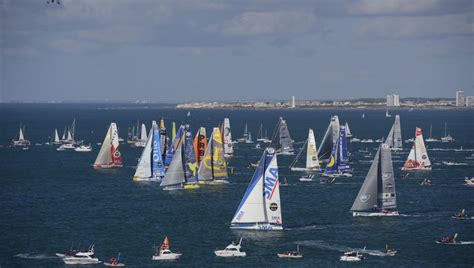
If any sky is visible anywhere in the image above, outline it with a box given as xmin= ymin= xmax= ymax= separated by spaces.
xmin=1 ymin=0 xmax=473 ymax=102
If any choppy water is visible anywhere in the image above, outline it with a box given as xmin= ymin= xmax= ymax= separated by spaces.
xmin=0 ymin=104 xmax=473 ymax=267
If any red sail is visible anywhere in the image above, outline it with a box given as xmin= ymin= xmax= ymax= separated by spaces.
xmin=111 ymin=144 xmax=122 ymax=164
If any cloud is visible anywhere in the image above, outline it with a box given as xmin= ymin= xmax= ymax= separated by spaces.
xmin=216 ymin=10 xmax=317 ymax=36
xmin=348 ymin=0 xmax=471 ymax=16
xmin=359 ymin=13 xmax=473 ymax=39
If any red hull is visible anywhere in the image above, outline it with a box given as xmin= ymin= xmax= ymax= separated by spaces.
xmin=93 ymin=163 xmax=123 ymax=169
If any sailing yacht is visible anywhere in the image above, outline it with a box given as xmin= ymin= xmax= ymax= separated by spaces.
xmin=197 ymin=127 xmax=229 ymax=184
xmin=441 ymin=122 xmax=455 ymax=142
xmin=222 ymin=118 xmax=234 ymax=157
xmin=402 ymin=127 xmax=432 ymax=171
xmin=425 ymin=124 xmax=439 ymax=142
xmin=134 ymin=123 xmax=148 ymax=147
xmin=317 ymin=115 xmax=340 ymax=160
xmin=12 ymin=125 xmax=31 ymax=147
xmin=256 ymin=124 xmax=271 ymax=143
xmin=133 ymin=121 xmax=165 ymax=181
xmin=270 ymin=117 xmax=294 ymax=155
xmin=351 ymin=143 xmax=399 ymax=216
xmin=246 ymin=131 xmax=254 ymax=144
xmin=93 ymin=122 xmax=123 ymax=168
xmin=230 ymin=148 xmax=283 ymax=230
xmin=237 ymin=123 xmax=250 ymax=143
xmin=322 ymin=126 xmax=352 ymax=178
xmin=345 ymin=122 xmax=353 ymax=138
xmin=384 ymin=115 xmax=402 ymax=151
xmin=290 ymin=129 xmax=321 ymax=172
xmin=52 ymin=128 xmax=61 ymax=145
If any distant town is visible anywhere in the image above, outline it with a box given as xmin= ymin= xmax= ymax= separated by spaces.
xmin=177 ymin=91 xmax=474 ymax=109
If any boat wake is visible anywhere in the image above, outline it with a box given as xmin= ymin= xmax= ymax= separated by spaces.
xmin=296 ymin=240 xmax=390 ymax=256
xmin=15 ymin=253 xmax=59 ymax=259
xmin=285 ymin=224 xmax=327 ymax=231
xmin=458 ymin=241 xmax=474 ymax=245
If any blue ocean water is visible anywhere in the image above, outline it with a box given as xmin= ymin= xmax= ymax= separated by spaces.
xmin=0 ymin=104 xmax=473 ymax=267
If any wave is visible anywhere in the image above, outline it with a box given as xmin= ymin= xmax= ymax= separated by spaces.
xmin=285 ymin=224 xmax=327 ymax=231
xmin=15 ymin=253 xmax=59 ymax=259
xmin=295 ymin=240 xmax=390 ymax=256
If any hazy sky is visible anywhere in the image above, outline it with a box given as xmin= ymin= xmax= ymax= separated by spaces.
xmin=1 ymin=0 xmax=472 ymax=102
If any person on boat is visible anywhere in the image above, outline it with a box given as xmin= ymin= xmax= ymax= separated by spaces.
xmin=109 ymin=257 xmax=118 ymax=265
xmin=454 ymin=209 xmax=467 ymax=218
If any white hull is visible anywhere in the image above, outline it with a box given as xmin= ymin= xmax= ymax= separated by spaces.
xmin=401 ymin=166 xmax=432 ymax=171
xmin=352 ymin=211 xmax=399 ymax=217
xmin=63 ymin=257 xmax=101 ymax=265
xmin=230 ymin=223 xmax=283 ymax=231
xmin=152 ymin=253 xmax=181 ymax=260
xmin=277 ymin=254 xmax=303 ymax=259
xmin=290 ymin=167 xmax=321 ymax=172
xmin=321 ymin=172 xmax=352 ymax=178
xmin=340 ymin=256 xmax=362 ymax=262
xmin=214 ymin=251 xmax=246 ymax=257
xmin=198 ymin=180 xmax=229 ymax=185
xmin=104 ymin=263 xmax=125 ymax=267
xmin=133 ymin=176 xmax=162 ymax=182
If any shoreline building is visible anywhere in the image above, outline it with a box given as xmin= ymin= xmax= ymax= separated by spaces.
xmin=386 ymin=94 xmax=400 ymax=107
xmin=456 ymin=91 xmax=465 ymax=107
xmin=466 ymin=96 xmax=474 ymax=107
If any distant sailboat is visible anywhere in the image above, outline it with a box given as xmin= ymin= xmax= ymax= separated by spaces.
xmin=290 ymin=129 xmax=321 ymax=172
xmin=384 ymin=115 xmax=402 ymax=151
xmin=270 ymin=117 xmax=294 ymax=155
xmin=222 ymin=118 xmax=234 ymax=157
xmin=317 ymin=115 xmax=340 ymax=160
xmin=52 ymin=128 xmax=61 ymax=145
xmin=171 ymin=122 xmax=176 ymax=141
xmin=12 ymin=124 xmax=31 ymax=147
xmin=425 ymin=124 xmax=439 ymax=142
xmin=345 ymin=122 xmax=353 ymax=138
xmin=237 ymin=123 xmax=249 ymax=143
xmin=256 ymin=124 xmax=271 ymax=143
xmin=159 ymin=118 xmax=168 ymax=160
xmin=194 ymin=127 xmax=207 ymax=165
xmin=133 ymin=121 xmax=165 ymax=181
xmin=441 ymin=122 xmax=455 ymax=142
xmin=351 ymin=143 xmax=399 ymax=216
xmin=230 ymin=148 xmax=283 ymax=230
xmin=362 ymin=113 xmax=365 ymax=119
xmin=164 ymin=125 xmax=185 ymax=167
xmin=402 ymin=127 xmax=432 ymax=171
xmin=197 ymin=127 xmax=228 ymax=184
xmin=93 ymin=122 xmax=122 ymax=168
xmin=322 ymin=126 xmax=352 ymax=177
xmin=246 ymin=131 xmax=254 ymax=144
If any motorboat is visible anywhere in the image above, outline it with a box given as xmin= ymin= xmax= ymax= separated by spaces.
xmin=452 ymin=209 xmax=470 ymax=220
xmin=277 ymin=245 xmax=303 ymax=259
xmin=464 ymin=177 xmax=474 ymax=186
xmin=59 ymin=245 xmax=101 ymax=265
xmin=75 ymin=144 xmax=92 ymax=152
xmin=104 ymin=253 xmax=125 ymax=267
xmin=152 ymin=236 xmax=182 ymax=261
xmin=383 ymin=244 xmax=397 ymax=256
xmin=436 ymin=233 xmax=459 ymax=244
xmin=214 ymin=238 xmax=246 ymax=257
xmin=340 ymin=251 xmax=364 ymax=262
xmin=350 ymin=137 xmax=361 ymax=143
xmin=299 ymin=174 xmax=314 ymax=182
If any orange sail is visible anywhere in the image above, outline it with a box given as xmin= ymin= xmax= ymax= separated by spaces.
xmin=161 ymin=236 xmax=170 ymax=250
xmin=194 ymin=127 xmax=207 ymax=164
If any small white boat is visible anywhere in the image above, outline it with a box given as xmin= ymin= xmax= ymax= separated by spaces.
xmin=255 ymin=143 xmax=261 ymax=149
xmin=452 ymin=209 xmax=470 ymax=220
xmin=350 ymin=137 xmax=361 ymax=143
xmin=436 ymin=233 xmax=460 ymax=244
xmin=340 ymin=251 xmax=364 ymax=262
xmin=214 ymin=238 xmax=246 ymax=257
xmin=360 ymin=139 xmax=374 ymax=143
xmin=404 ymin=138 xmax=414 ymax=143
xmin=104 ymin=253 xmax=125 ymax=267
xmin=277 ymin=244 xmax=303 ymax=259
xmin=152 ymin=236 xmax=182 ymax=261
xmin=383 ymin=244 xmax=397 ymax=256
xmin=465 ymin=177 xmax=474 ymax=186
xmin=375 ymin=138 xmax=383 ymax=143
xmin=75 ymin=145 xmax=92 ymax=152
xmin=299 ymin=174 xmax=314 ymax=182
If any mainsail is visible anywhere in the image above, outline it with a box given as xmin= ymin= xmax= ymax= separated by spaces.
xmin=385 ymin=115 xmax=402 ymax=150
xmin=345 ymin=122 xmax=352 ymax=137
xmin=270 ymin=117 xmax=294 ymax=154
xmin=133 ymin=122 xmax=164 ymax=181
xmin=197 ymin=127 xmax=228 ymax=182
xmin=318 ymin=115 xmax=340 ymax=159
xmin=94 ymin=122 xmax=122 ymax=168
xmin=351 ymin=144 xmax=397 ymax=214
xmin=140 ymin=123 xmax=147 ymax=141
xmin=184 ymin=125 xmax=198 ymax=182
xmin=305 ymin=129 xmax=320 ymax=170
xmin=53 ymin=128 xmax=60 ymax=143
xmin=194 ymin=127 xmax=207 ymax=165
xmin=159 ymin=118 xmax=167 ymax=160
xmin=322 ymin=126 xmax=351 ymax=177
xmin=222 ymin=118 xmax=234 ymax=156
xmin=160 ymin=133 xmax=185 ymax=188
xmin=165 ymin=125 xmax=184 ymax=167
xmin=402 ymin=127 xmax=431 ymax=170
xmin=231 ymin=148 xmax=283 ymax=230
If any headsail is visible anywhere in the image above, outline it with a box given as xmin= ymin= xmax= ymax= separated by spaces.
xmin=54 ymin=128 xmax=60 ymax=143
xmin=345 ymin=122 xmax=352 ymax=137
xmin=165 ymin=125 xmax=185 ymax=166
xmin=385 ymin=115 xmax=402 ymax=150
xmin=140 ymin=123 xmax=147 ymax=141
xmin=270 ymin=117 xmax=294 ymax=153
xmin=306 ymin=129 xmax=320 ymax=169
xmin=94 ymin=122 xmax=122 ymax=168
xmin=160 ymin=133 xmax=185 ymax=187
xmin=318 ymin=115 xmax=340 ymax=159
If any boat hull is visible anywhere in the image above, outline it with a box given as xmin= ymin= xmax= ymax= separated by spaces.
xmin=321 ymin=172 xmax=352 ymax=178
xmin=133 ymin=176 xmax=162 ymax=182
xmin=352 ymin=211 xmax=399 ymax=217
xmin=230 ymin=223 xmax=283 ymax=231
xmin=198 ymin=180 xmax=229 ymax=185
xmin=104 ymin=263 xmax=125 ymax=267
xmin=214 ymin=251 xmax=246 ymax=257
xmin=277 ymin=254 xmax=303 ymax=259
xmin=152 ymin=253 xmax=182 ymax=260
xmin=183 ymin=183 xmax=200 ymax=189
xmin=94 ymin=163 xmax=123 ymax=169
xmin=290 ymin=167 xmax=321 ymax=172
xmin=401 ymin=166 xmax=432 ymax=171
xmin=63 ymin=257 xmax=101 ymax=265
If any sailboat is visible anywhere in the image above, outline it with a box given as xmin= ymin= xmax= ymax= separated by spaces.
xmin=256 ymin=124 xmax=271 ymax=143
xmin=159 ymin=118 xmax=168 ymax=160
xmin=52 ymin=128 xmax=61 ymax=145
xmin=441 ymin=122 xmax=455 ymax=142
xmin=194 ymin=127 xmax=207 ymax=165
xmin=93 ymin=122 xmax=123 ymax=168
xmin=270 ymin=117 xmax=294 ymax=155
xmin=160 ymin=129 xmax=198 ymax=190
xmin=317 ymin=115 xmax=340 ymax=160
xmin=402 ymin=127 xmax=432 ymax=171
xmin=384 ymin=115 xmax=402 ymax=151
xmin=134 ymin=123 xmax=148 ymax=147
xmin=12 ymin=125 xmax=31 ymax=147
xmin=246 ymin=131 xmax=254 ymax=144
xmin=164 ymin=125 xmax=185 ymax=167
xmin=133 ymin=121 xmax=165 ymax=181
xmin=237 ymin=123 xmax=249 ymax=143
xmin=290 ymin=129 xmax=321 ymax=172
xmin=425 ymin=124 xmax=439 ymax=142
xmin=222 ymin=118 xmax=234 ymax=157
xmin=362 ymin=113 xmax=365 ymax=119
xmin=197 ymin=127 xmax=229 ymax=184
xmin=385 ymin=109 xmax=392 ymax=117
xmin=230 ymin=148 xmax=283 ymax=230
xmin=322 ymin=126 xmax=352 ymax=177
xmin=345 ymin=122 xmax=353 ymax=138
xmin=351 ymin=143 xmax=399 ymax=216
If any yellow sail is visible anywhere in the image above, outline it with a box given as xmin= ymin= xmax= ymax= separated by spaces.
xmin=172 ymin=122 xmax=176 ymax=141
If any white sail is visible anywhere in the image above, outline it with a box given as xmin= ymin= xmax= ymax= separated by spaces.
xmin=345 ymin=122 xmax=352 ymax=137
xmin=19 ymin=127 xmax=24 ymax=141
xmin=306 ymin=129 xmax=320 ymax=169
xmin=94 ymin=125 xmax=113 ymax=165
xmin=54 ymin=129 xmax=60 ymax=143
xmin=264 ymin=155 xmax=282 ymax=225
xmin=134 ymin=127 xmax=154 ymax=179
xmin=61 ymin=127 xmax=66 ymax=140
xmin=67 ymin=130 xmax=72 ymax=141
xmin=140 ymin=123 xmax=147 ymax=141
xmin=223 ymin=118 xmax=233 ymax=155
xmin=402 ymin=127 xmax=431 ymax=170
